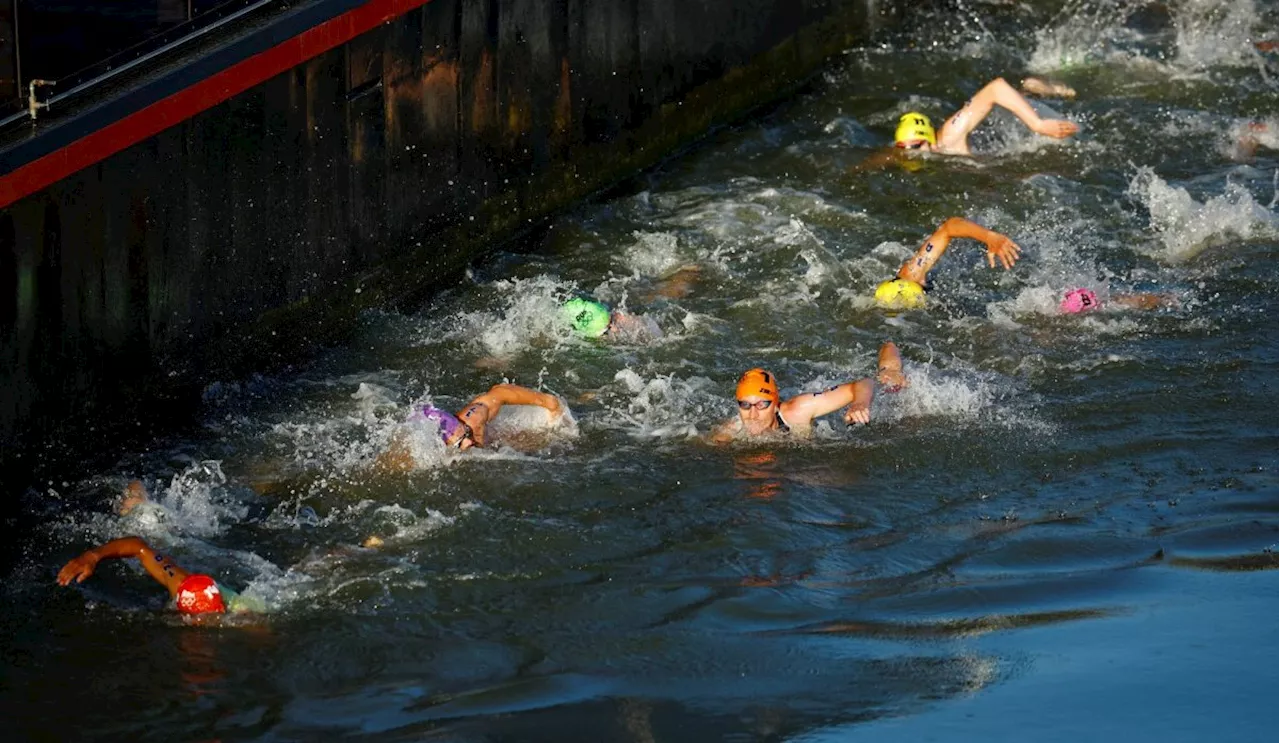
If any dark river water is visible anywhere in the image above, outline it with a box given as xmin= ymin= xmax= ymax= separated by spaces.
xmin=2 ymin=1 xmax=1276 ymax=740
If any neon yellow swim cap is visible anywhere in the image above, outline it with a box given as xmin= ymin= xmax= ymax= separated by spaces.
xmin=562 ymin=298 xmax=611 ymax=337
xmin=894 ymin=112 xmax=936 ymax=147
xmin=874 ymin=279 xmax=927 ymax=309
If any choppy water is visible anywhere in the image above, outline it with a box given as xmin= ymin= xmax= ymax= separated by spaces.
xmin=3 ymin=1 xmax=1276 ymax=740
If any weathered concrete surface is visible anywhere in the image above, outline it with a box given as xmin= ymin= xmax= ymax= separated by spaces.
xmin=0 ymin=0 xmax=884 ymax=478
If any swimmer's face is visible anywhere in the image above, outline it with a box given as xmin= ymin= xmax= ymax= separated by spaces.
xmin=897 ymin=139 xmax=932 ymax=152
xmin=444 ymin=423 xmax=477 ymax=451
xmin=737 ymin=396 xmax=776 ymax=435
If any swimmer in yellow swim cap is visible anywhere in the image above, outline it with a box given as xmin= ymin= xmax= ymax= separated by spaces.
xmin=889 ymin=77 xmax=1078 ymax=157
xmin=708 ymin=341 xmax=908 ymax=443
xmin=873 ymin=217 xmax=1022 ymax=310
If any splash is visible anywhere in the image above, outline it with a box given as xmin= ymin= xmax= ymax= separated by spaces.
xmin=1128 ymin=167 xmax=1276 ymax=262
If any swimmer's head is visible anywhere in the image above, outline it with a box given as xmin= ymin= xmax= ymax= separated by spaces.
xmin=562 ymin=298 xmax=612 ymax=337
xmin=421 ymin=405 xmax=466 ymax=446
xmin=874 ymin=278 xmax=927 ymax=310
xmin=175 ymin=574 xmax=226 ymax=615
xmin=1060 ymin=288 xmax=1099 ymax=314
xmin=736 ymin=368 xmax=780 ymax=405
xmin=736 ymin=368 xmax=780 ymax=434
xmin=895 ymin=112 xmax=936 ymax=149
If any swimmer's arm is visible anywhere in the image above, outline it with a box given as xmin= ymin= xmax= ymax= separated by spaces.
xmin=897 ymin=218 xmax=1021 ymax=284
xmin=1110 ymin=293 xmax=1177 ymax=310
xmin=707 ymin=418 xmax=741 ymax=445
xmin=937 ymin=78 xmax=1078 ymax=151
xmin=57 ymin=537 xmax=191 ymax=597
xmin=848 ymin=149 xmax=901 ymax=174
xmin=781 ymin=379 xmax=874 ymax=427
xmin=473 ymin=384 xmax=563 ymax=418
xmin=372 ymin=432 xmax=415 ymax=474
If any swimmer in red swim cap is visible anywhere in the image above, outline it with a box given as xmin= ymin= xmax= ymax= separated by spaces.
xmin=709 ymin=341 xmax=908 ymax=443
xmin=57 ymin=536 xmax=241 ymax=617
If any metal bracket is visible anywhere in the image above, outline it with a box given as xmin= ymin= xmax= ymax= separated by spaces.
xmin=28 ymin=79 xmax=56 ymax=120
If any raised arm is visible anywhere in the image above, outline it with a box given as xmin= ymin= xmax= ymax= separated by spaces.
xmin=57 ymin=537 xmax=191 ymax=598
xmin=470 ymin=383 xmax=562 ymax=417
xmin=458 ymin=383 xmax=564 ymax=447
xmin=936 ymin=77 xmax=1078 ymax=154
xmin=779 ymin=378 xmax=874 ymax=431
xmin=896 ymin=217 xmax=1021 ymax=285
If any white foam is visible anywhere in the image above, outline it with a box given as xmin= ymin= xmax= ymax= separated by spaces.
xmin=1128 ymin=167 xmax=1276 ymax=263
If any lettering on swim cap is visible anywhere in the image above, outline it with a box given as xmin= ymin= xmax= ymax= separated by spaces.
xmin=175 ymin=574 xmax=226 ymax=615
xmin=874 ymin=279 xmax=927 ymax=309
xmin=562 ymin=298 xmax=611 ymax=337
xmin=895 ymin=112 xmax=937 ymax=146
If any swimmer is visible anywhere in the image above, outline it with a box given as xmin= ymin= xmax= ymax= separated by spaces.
xmin=874 ymin=217 xmax=1022 ymax=309
xmin=1231 ymin=119 xmax=1277 ymax=161
xmin=375 ymin=382 xmax=565 ymax=471
xmin=1059 ymin=287 xmax=1179 ymax=314
xmin=893 ymin=77 xmax=1079 ymax=157
xmin=709 ymin=341 xmax=907 ymax=443
xmin=562 ymin=297 xmax=662 ymax=342
xmin=57 ymin=536 xmax=251 ymax=617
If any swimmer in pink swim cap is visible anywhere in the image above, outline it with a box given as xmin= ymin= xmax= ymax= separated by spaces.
xmin=1059 ymin=287 xmax=1178 ymax=314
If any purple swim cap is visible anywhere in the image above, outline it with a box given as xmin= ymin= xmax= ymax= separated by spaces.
xmin=420 ymin=405 xmax=463 ymax=443
xmin=1060 ymin=288 xmax=1099 ymax=314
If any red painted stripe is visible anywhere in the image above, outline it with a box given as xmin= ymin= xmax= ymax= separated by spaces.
xmin=0 ymin=0 xmax=433 ymax=209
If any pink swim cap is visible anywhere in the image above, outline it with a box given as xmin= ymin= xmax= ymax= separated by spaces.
xmin=1060 ymin=288 xmax=1099 ymax=314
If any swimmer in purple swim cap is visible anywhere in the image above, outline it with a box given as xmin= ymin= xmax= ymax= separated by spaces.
xmin=376 ymin=383 xmax=565 ymax=472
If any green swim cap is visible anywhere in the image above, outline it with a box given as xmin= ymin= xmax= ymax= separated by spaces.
xmin=562 ymin=298 xmax=611 ymax=337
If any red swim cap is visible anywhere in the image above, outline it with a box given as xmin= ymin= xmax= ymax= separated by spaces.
xmin=175 ymin=574 xmax=226 ymax=615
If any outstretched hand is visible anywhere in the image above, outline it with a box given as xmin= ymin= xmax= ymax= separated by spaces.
xmin=985 ymin=235 xmax=1022 ymax=270
xmin=843 ymin=402 xmax=871 ymax=426
xmin=1035 ymin=119 xmax=1079 ymax=139
xmin=57 ymin=552 xmax=100 ymax=585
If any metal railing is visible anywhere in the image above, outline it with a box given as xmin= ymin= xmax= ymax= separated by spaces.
xmin=0 ymin=0 xmax=281 ymax=129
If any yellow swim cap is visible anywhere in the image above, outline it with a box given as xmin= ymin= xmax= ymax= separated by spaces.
xmin=894 ymin=112 xmax=936 ymax=147
xmin=874 ymin=279 xmax=927 ymax=309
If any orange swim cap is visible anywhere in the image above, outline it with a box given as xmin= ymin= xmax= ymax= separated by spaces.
xmin=175 ymin=574 xmax=226 ymax=615
xmin=736 ymin=368 xmax=780 ymax=403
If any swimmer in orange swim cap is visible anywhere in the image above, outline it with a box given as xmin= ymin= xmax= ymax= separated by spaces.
xmin=57 ymin=536 xmax=250 ymax=617
xmin=874 ymin=217 xmax=1022 ymax=310
xmin=710 ymin=342 xmax=907 ymax=443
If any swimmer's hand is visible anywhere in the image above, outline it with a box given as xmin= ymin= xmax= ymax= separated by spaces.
xmin=1033 ymin=119 xmax=1079 ymax=139
xmin=57 ymin=551 xmax=101 ymax=585
xmin=843 ymin=402 xmax=871 ymax=426
xmin=985 ymin=234 xmax=1022 ymax=270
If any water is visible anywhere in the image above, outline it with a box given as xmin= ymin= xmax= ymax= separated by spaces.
xmin=3 ymin=1 xmax=1276 ymax=740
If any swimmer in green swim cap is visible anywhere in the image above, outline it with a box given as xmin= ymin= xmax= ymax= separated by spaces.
xmin=874 ymin=217 xmax=1022 ymax=310
xmin=562 ymin=297 xmax=663 ymax=341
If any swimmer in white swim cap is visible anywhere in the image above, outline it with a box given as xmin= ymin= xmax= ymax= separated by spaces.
xmin=873 ymin=217 xmax=1023 ymax=310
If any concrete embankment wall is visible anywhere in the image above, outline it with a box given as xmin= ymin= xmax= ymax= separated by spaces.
xmin=0 ymin=0 xmax=884 ymax=476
